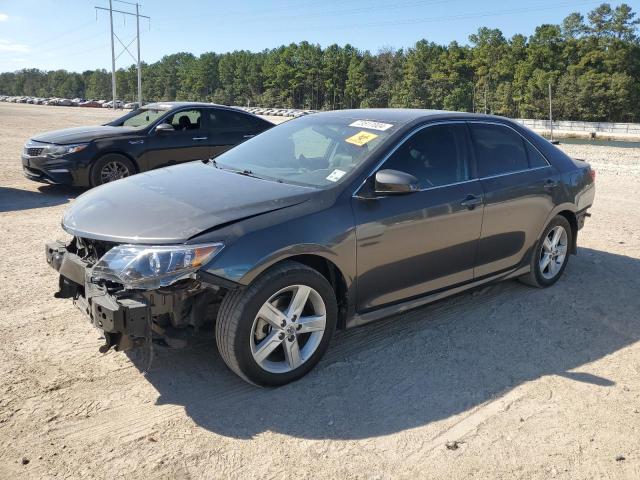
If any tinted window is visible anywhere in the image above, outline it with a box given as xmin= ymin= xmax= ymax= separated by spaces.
xmin=525 ymin=141 xmax=549 ymax=168
xmin=166 ymin=109 xmax=202 ymax=131
xmin=209 ymin=109 xmax=257 ymax=130
xmin=383 ymin=123 xmax=470 ymax=189
xmin=470 ymin=124 xmax=528 ymax=177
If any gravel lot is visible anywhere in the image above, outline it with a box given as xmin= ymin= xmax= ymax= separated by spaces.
xmin=1 ymin=103 xmax=639 ymax=479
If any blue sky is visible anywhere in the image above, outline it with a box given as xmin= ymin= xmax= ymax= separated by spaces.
xmin=0 ymin=0 xmax=625 ymax=72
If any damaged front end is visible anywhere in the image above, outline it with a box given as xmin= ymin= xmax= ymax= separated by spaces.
xmin=46 ymin=237 xmax=232 ymax=353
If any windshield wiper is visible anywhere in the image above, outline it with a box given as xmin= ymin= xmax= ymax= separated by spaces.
xmin=207 ymin=160 xmax=265 ymax=179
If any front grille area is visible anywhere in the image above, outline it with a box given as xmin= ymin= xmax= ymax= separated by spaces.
xmin=25 ymin=147 xmax=44 ymax=156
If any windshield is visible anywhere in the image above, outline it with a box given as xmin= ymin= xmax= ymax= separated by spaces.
xmin=109 ymin=108 xmax=168 ymax=128
xmin=213 ymin=115 xmax=401 ymax=188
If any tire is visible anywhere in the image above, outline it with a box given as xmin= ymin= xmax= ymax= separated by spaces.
xmin=90 ymin=154 xmax=136 ymax=187
xmin=216 ymin=261 xmax=338 ymax=387
xmin=519 ymin=215 xmax=573 ymax=288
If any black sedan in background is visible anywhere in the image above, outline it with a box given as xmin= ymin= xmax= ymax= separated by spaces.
xmin=46 ymin=109 xmax=595 ymax=386
xmin=22 ymin=102 xmax=274 ymax=187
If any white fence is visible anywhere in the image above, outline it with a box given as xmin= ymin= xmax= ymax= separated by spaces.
xmin=516 ymin=118 xmax=640 ymax=136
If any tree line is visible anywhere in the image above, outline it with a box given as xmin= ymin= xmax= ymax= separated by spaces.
xmin=1 ymin=3 xmax=639 ymax=122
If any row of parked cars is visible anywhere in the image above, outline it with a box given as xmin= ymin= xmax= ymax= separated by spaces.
xmin=0 ymin=95 xmax=139 ymax=109
xmin=237 ymin=106 xmax=317 ymax=118
xmin=1 ymin=95 xmax=316 ymax=118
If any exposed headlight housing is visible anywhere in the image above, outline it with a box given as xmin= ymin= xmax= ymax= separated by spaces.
xmin=43 ymin=143 xmax=88 ymax=157
xmin=90 ymin=243 xmax=224 ymax=290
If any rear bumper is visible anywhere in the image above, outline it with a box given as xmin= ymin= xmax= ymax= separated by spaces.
xmin=576 ymin=208 xmax=591 ymax=231
xmin=46 ymin=241 xmax=151 ymax=351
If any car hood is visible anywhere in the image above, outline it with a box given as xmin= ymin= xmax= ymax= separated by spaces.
xmin=62 ymin=162 xmax=316 ymax=244
xmin=32 ymin=125 xmax=140 ymax=144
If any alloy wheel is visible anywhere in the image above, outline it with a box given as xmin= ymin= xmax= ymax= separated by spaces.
xmin=539 ymin=225 xmax=568 ymax=280
xmin=100 ymin=161 xmax=130 ymax=184
xmin=250 ymin=284 xmax=327 ymax=374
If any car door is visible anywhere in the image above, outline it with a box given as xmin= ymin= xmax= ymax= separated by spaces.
xmin=352 ymin=122 xmax=485 ymax=311
xmin=469 ymin=122 xmax=556 ymax=278
xmin=138 ymin=108 xmax=210 ymax=170
xmin=206 ymin=108 xmax=271 ymax=159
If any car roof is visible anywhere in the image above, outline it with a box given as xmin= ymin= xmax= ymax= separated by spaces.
xmin=139 ymin=101 xmax=273 ymax=124
xmin=142 ymin=101 xmax=243 ymax=111
xmin=314 ymin=108 xmax=512 ymax=125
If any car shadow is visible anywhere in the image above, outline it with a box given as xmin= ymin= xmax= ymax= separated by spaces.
xmin=128 ymin=247 xmax=638 ymax=440
xmin=0 ymin=185 xmax=84 ymax=212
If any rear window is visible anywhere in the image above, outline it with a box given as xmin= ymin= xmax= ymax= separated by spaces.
xmin=525 ymin=141 xmax=549 ymax=168
xmin=470 ymin=123 xmax=529 ymax=177
xmin=209 ymin=109 xmax=266 ymax=131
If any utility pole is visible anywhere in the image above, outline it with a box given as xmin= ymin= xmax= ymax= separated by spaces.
xmin=484 ymin=83 xmax=488 ymax=114
xmin=136 ymin=2 xmax=142 ymax=106
xmin=109 ymin=0 xmax=116 ymax=108
xmin=95 ymin=1 xmax=150 ymax=107
xmin=548 ymin=82 xmax=554 ymax=143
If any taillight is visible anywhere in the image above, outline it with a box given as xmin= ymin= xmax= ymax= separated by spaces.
xmin=589 ymin=168 xmax=596 ymax=181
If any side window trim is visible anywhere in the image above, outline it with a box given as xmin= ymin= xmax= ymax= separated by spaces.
xmin=467 ymin=121 xmax=551 ymax=180
xmin=359 ymin=120 xmax=478 ymax=194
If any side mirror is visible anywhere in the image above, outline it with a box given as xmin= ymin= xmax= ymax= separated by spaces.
xmin=375 ymin=169 xmax=419 ymax=194
xmin=155 ymin=123 xmax=175 ymax=134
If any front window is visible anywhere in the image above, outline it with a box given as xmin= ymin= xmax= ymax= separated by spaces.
xmin=164 ymin=109 xmax=202 ymax=131
xmin=382 ymin=123 xmax=471 ymax=189
xmin=213 ymin=115 xmax=402 ymax=188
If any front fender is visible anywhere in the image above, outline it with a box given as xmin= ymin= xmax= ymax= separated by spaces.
xmin=199 ymin=200 xmax=357 ymax=289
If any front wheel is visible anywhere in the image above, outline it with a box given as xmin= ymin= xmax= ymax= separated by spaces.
xmin=216 ymin=261 xmax=337 ymax=386
xmin=90 ymin=154 xmax=135 ymax=186
xmin=520 ymin=215 xmax=573 ymax=288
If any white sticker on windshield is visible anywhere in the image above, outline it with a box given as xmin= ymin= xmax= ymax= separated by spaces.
xmin=326 ymin=169 xmax=346 ymax=182
xmin=349 ymin=120 xmax=393 ymax=131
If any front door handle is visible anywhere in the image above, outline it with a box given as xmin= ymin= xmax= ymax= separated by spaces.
xmin=461 ymin=194 xmax=483 ymax=209
xmin=192 ymin=136 xmax=208 ymax=141
xmin=544 ymin=179 xmax=558 ymax=189
xmin=243 ymin=134 xmax=256 ymax=139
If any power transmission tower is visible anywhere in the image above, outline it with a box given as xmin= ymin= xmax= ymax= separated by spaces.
xmin=95 ymin=0 xmax=150 ymax=107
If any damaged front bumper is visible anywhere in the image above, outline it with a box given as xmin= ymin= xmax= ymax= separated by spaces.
xmin=46 ymin=240 xmax=231 ymax=353
xmin=46 ymin=240 xmax=152 ymax=352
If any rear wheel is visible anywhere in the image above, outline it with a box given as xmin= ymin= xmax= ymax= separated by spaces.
xmin=216 ymin=261 xmax=337 ymax=386
xmin=520 ymin=215 xmax=572 ymax=288
xmin=91 ymin=154 xmax=135 ymax=186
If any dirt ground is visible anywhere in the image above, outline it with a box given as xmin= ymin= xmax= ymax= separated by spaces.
xmin=1 ymin=103 xmax=639 ymax=479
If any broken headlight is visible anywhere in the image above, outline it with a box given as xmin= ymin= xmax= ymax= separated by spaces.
xmin=90 ymin=243 xmax=224 ymax=290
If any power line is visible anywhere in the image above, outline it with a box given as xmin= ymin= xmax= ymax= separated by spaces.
xmin=153 ymin=0 xmax=340 ymax=23
xmin=27 ymin=21 xmax=95 ymax=49
xmin=36 ymin=31 xmax=108 ymax=56
xmin=262 ymin=0 xmax=600 ymax=32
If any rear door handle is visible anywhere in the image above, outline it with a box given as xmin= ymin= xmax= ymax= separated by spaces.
xmin=192 ymin=136 xmax=208 ymax=141
xmin=461 ymin=194 xmax=483 ymax=209
xmin=243 ymin=134 xmax=256 ymax=139
xmin=544 ymin=179 xmax=558 ymax=189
